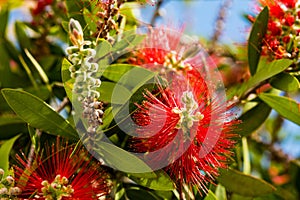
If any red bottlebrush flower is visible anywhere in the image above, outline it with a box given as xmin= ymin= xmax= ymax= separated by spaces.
xmin=14 ymin=139 xmax=111 ymax=200
xmin=129 ymin=28 xmax=237 ymax=194
xmin=284 ymin=14 xmax=295 ymax=26
xmin=268 ymin=21 xmax=282 ymax=36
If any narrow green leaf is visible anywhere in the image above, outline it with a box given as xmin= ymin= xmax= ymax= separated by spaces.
xmin=0 ymin=114 xmax=24 ymax=126
xmin=270 ymin=73 xmax=300 ymax=92
xmin=95 ymin=39 xmax=112 ymax=59
xmin=0 ymin=135 xmax=20 ymax=175
xmin=1 ymin=89 xmax=78 ymax=139
xmin=129 ymin=170 xmax=175 ymax=191
xmin=95 ymin=141 xmax=152 ymax=173
xmin=204 ymin=190 xmax=218 ymax=200
xmin=237 ymin=102 xmax=271 ymax=136
xmin=0 ymin=7 xmax=9 ymax=37
xmin=24 ymin=49 xmax=49 ymax=85
xmin=259 ymin=93 xmax=300 ymax=125
xmin=248 ymin=7 xmax=269 ymax=75
xmin=218 ymin=168 xmax=276 ymax=197
xmin=15 ymin=21 xmax=31 ymax=49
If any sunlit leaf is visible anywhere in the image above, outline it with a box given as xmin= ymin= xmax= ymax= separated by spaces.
xmin=204 ymin=190 xmax=217 ymax=200
xmin=95 ymin=141 xmax=152 ymax=173
xmin=259 ymin=93 xmax=300 ymax=125
xmin=129 ymin=170 xmax=175 ymax=191
xmin=248 ymin=7 xmax=269 ymax=75
xmin=270 ymin=73 xmax=300 ymax=92
xmin=1 ymin=89 xmax=78 ymax=139
xmin=61 ymin=58 xmax=74 ymax=101
xmin=218 ymin=168 xmax=276 ymax=197
xmin=239 ymin=59 xmax=293 ymax=96
xmin=0 ymin=134 xmax=20 ymax=175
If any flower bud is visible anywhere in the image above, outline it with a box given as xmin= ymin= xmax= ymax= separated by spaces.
xmin=69 ymin=18 xmax=84 ymax=47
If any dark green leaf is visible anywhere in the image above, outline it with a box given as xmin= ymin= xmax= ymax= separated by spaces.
xmin=218 ymin=168 xmax=276 ymax=197
xmin=15 ymin=21 xmax=32 ymax=49
xmin=259 ymin=93 xmax=300 ymax=125
xmin=270 ymin=73 xmax=300 ymax=92
xmin=95 ymin=141 xmax=152 ymax=173
xmin=237 ymin=102 xmax=271 ymax=136
xmin=126 ymin=187 xmax=160 ymax=200
xmin=0 ymin=135 xmax=20 ymax=175
xmin=129 ymin=170 xmax=175 ymax=191
xmin=0 ymin=7 xmax=9 ymax=37
xmin=65 ymin=0 xmax=88 ymax=28
xmin=248 ymin=7 xmax=269 ymax=75
xmin=1 ymin=89 xmax=78 ymax=139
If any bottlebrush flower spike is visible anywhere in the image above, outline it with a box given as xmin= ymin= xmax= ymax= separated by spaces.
xmin=129 ymin=28 xmax=238 ymax=194
xmin=14 ymin=139 xmax=111 ymax=199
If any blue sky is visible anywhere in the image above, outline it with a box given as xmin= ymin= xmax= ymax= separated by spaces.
xmin=136 ymin=0 xmax=254 ymax=44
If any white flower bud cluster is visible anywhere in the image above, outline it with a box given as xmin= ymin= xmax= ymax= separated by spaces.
xmin=0 ymin=168 xmax=22 ymax=199
xmin=66 ymin=18 xmax=101 ymax=101
xmin=66 ymin=18 xmax=104 ymax=134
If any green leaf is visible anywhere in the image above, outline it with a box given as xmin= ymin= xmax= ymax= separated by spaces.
xmin=102 ymin=64 xmax=156 ymax=91
xmin=259 ymin=93 xmax=300 ymax=125
xmin=1 ymin=89 xmax=78 ymax=139
xmin=215 ymin=184 xmax=227 ymax=200
xmin=240 ymin=59 xmax=293 ymax=96
xmin=61 ymin=58 xmax=74 ymax=101
xmin=270 ymin=73 xmax=300 ymax=92
xmin=129 ymin=170 xmax=175 ymax=191
xmin=0 ymin=135 xmax=20 ymax=175
xmin=15 ymin=21 xmax=31 ymax=49
xmin=248 ymin=7 xmax=269 ymax=75
xmin=24 ymin=49 xmax=49 ymax=85
xmin=0 ymin=7 xmax=9 ymax=37
xmin=95 ymin=141 xmax=152 ymax=173
xmin=237 ymin=102 xmax=271 ymax=136
xmin=126 ymin=187 xmax=160 ymax=200
xmin=0 ymin=113 xmax=26 ymax=139
xmin=218 ymin=168 xmax=276 ymax=197
xmin=98 ymin=81 xmax=132 ymax=104
xmin=65 ymin=0 xmax=89 ymax=29
xmin=204 ymin=190 xmax=218 ymax=200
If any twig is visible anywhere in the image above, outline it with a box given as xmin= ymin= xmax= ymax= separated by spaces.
xmin=150 ymin=0 xmax=163 ymax=26
xmin=26 ymin=97 xmax=70 ymax=167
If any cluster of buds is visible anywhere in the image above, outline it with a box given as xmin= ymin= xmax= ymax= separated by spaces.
xmin=41 ymin=175 xmax=74 ymax=200
xmin=95 ymin=0 xmax=122 ymax=40
xmin=0 ymin=169 xmax=22 ymax=199
xmin=66 ymin=18 xmax=104 ymax=134
xmin=172 ymin=91 xmax=204 ymax=134
xmin=255 ymin=0 xmax=300 ymax=60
